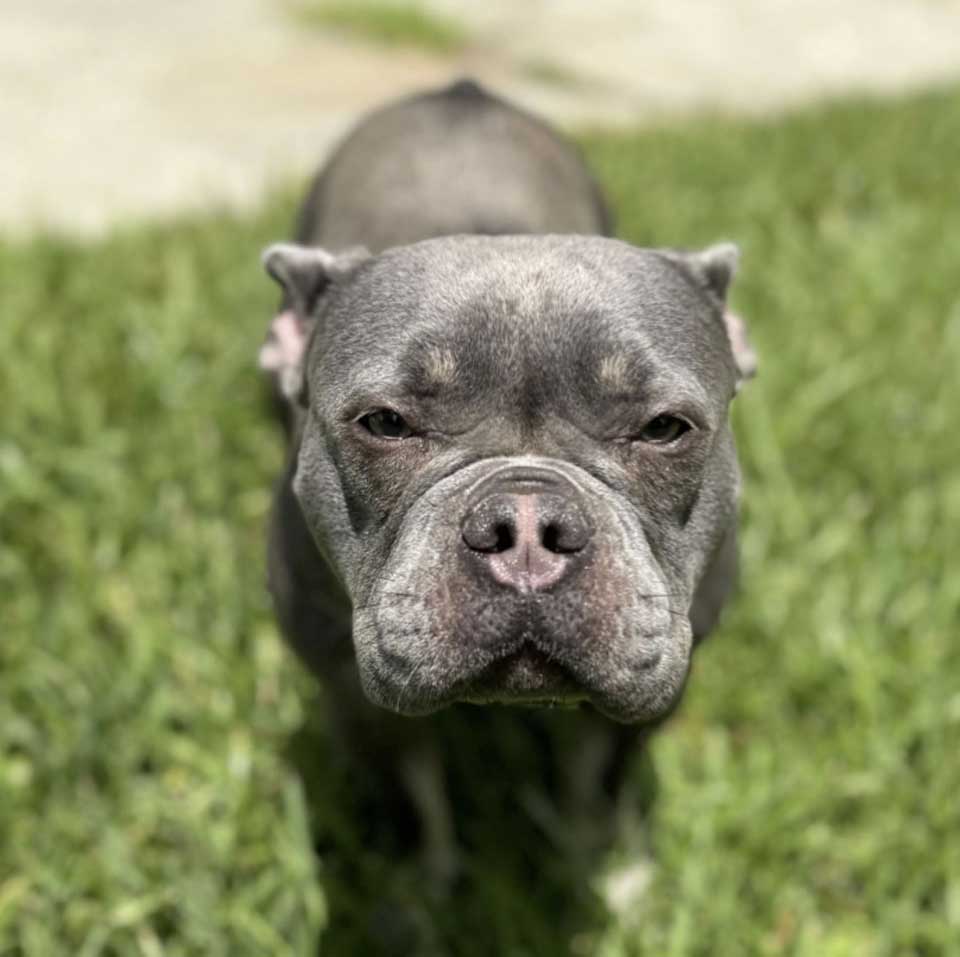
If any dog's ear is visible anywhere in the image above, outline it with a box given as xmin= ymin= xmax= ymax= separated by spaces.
xmin=660 ymin=243 xmax=757 ymax=388
xmin=258 ymin=243 xmax=369 ymax=405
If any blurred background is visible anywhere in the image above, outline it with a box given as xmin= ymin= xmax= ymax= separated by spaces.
xmin=6 ymin=0 xmax=960 ymax=234
xmin=3 ymin=2 xmax=960 ymax=956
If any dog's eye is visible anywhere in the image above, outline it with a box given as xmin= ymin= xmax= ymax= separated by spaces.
xmin=637 ymin=415 xmax=690 ymax=444
xmin=360 ymin=409 xmax=413 ymax=439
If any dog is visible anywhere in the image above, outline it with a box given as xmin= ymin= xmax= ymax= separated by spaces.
xmin=259 ymin=78 xmax=755 ymax=888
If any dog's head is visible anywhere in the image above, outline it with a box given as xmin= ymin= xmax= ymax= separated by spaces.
xmin=261 ymin=235 xmax=754 ymax=722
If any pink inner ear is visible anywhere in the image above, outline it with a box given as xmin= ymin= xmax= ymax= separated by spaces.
xmin=723 ymin=310 xmax=758 ymax=382
xmin=258 ymin=309 xmax=310 ymax=403
xmin=258 ymin=309 xmax=306 ymax=374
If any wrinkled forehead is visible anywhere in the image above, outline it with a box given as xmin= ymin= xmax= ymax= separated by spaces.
xmin=315 ymin=236 xmax=737 ymax=411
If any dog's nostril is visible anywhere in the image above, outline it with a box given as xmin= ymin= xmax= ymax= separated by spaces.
xmin=538 ymin=502 xmax=591 ymax=554
xmin=493 ymin=523 xmax=514 ymax=553
xmin=462 ymin=509 xmax=516 ymax=554
xmin=540 ymin=520 xmax=589 ymax=554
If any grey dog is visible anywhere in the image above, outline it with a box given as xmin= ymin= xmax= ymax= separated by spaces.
xmin=259 ymin=79 xmax=755 ymax=880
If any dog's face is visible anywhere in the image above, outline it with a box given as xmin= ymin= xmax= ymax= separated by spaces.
xmin=262 ymin=235 xmax=753 ymax=722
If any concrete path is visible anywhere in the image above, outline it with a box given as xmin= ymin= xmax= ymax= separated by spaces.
xmin=4 ymin=0 xmax=960 ymax=235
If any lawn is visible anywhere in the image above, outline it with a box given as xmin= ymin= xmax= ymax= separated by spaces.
xmin=2 ymin=86 xmax=959 ymax=956
xmin=288 ymin=0 xmax=469 ymax=53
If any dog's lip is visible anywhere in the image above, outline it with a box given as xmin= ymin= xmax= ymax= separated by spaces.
xmin=456 ymin=643 xmax=588 ymax=707
xmin=449 ymin=638 xmax=669 ymax=719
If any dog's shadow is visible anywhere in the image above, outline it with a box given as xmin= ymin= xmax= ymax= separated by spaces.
xmin=287 ymin=700 xmax=658 ymax=956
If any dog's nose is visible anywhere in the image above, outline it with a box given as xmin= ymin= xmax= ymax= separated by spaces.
xmin=461 ymin=472 xmax=592 ymax=592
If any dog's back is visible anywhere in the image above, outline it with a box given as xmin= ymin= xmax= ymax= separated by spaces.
xmin=293 ymin=79 xmax=611 ymax=252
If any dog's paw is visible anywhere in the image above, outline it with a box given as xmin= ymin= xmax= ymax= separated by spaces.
xmin=598 ymin=856 xmax=655 ymax=919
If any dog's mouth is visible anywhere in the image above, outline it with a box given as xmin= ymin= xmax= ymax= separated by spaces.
xmin=457 ymin=643 xmax=587 ymax=708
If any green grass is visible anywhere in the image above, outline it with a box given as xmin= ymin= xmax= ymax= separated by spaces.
xmin=289 ymin=0 xmax=468 ymax=53
xmin=519 ymin=58 xmax=591 ymax=91
xmin=3 ymin=85 xmax=960 ymax=955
